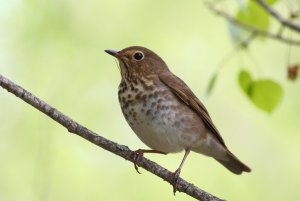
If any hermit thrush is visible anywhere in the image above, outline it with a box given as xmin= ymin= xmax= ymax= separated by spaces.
xmin=105 ymin=46 xmax=251 ymax=193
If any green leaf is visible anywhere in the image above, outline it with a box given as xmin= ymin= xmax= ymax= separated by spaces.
xmin=238 ymin=70 xmax=283 ymax=113
xmin=236 ymin=1 xmax=270 ymax=31
xmin=265 ymin=0 xmax=279 ymax=5
xmin=238 ymin=70 xmax=253 ymax=93
xmin=206 ymin=73 xmax=218 ymax=96
xmin=248 ymin=80 xmax=284 ymax=113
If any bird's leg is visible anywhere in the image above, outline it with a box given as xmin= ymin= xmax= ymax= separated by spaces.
xmin=172 ymin=148 xmax=190 ymax=195
xmin=132 ymin=149 xmax=166 ymax=174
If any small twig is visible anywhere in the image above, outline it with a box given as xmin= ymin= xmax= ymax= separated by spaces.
xmin=205 ymin=2 xmax=300 ymax=46
xmin=255 ymin=0 xmax=300 ymax=32
xmin=240 ymin=32 xmax=258 ymax=48
xmin=0 ymin=74 xmax=225 ymax=201
xmin=277 ymin=25 xmax=286 ymax=37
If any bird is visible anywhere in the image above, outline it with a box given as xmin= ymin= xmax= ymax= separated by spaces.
xmin=105 ymin=46 xmax=251 ymax=193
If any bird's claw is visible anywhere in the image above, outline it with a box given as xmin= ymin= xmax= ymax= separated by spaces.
xmin=132 ymin=149 xmax=144 ymax=174
xmin=172 ymin=169 xmax=181 ymax=195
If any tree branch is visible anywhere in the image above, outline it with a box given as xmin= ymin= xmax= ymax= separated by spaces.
xmin=205 ymin=2 xmax=300 ymax=46
xmin=0 ymin=74 xmax=224 ymax=201
xmin=255 ymin=0 xmax=300 ymax=32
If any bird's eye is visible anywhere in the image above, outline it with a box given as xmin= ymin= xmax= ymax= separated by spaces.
xmin=133 ymin=51 xmax=144 ymax=60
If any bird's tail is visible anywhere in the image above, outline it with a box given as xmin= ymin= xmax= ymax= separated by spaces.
xmin=215 ymin=150 xmax=251 ymax=174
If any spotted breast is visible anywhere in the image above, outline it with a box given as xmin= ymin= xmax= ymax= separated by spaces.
xmin=118 ymin=76 xmax=209 ymax=154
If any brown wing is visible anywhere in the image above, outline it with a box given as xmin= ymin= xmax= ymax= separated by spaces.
xmin=159 ymin=72 xmax=226 ymax=147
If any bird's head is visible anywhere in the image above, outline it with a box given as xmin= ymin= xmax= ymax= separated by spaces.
xmin=105 ymin=46 xmax=169 ymax=80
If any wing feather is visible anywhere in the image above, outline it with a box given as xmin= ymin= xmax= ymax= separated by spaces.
xmin=159 ymin=72 xmax=226 ymax=147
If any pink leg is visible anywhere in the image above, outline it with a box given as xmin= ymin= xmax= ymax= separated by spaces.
xmin=172 ymin=149 xmax=190 ymax=195
xmin=132 ymin=149 xmax=167 ymax=174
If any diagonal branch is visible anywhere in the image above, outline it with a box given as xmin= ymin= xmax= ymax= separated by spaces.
xmin=0 ymin=74 xmax=224 ymax=201
xmin=255 ymin=0 xmax=300 ymax=32
xmin=205 ymin=2 xmax=300 ymax=46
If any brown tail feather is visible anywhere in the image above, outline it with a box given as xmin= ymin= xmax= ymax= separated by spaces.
xmin=216 ymin=150 xmax=251 ymax=175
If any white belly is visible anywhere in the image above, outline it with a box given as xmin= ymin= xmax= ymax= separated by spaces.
xmin=127 ymin=100 xmax=184 ymax=153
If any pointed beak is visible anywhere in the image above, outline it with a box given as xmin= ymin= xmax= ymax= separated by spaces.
xmin=105 ymin=49 xmax=120 ymax=58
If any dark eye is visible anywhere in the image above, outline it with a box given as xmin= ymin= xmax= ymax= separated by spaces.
xmin=133 ymin=51 xmax=144 ymax=60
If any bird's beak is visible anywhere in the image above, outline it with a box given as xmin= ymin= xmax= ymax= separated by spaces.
xmin=105 ymin=49 xmax=120 ymax=58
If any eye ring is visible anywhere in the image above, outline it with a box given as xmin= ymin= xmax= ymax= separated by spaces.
xmin=133 ymin=51 xmax=144 ymax=61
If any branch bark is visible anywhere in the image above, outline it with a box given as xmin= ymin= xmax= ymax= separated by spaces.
xmin=0 ymin=74 xmax=225 ymax=201
xmin=206 ymin=2 xmax=300 ymax=46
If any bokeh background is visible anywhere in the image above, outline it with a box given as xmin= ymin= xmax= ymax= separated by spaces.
xmin=1 ymin=0 xmax=300 ymax=201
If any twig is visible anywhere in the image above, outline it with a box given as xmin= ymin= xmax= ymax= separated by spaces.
xmin=255 ymin=0 xmax=300 ymax=32
xmin=0 ymin=74 xmax=225 ymax=201
xmin=205 ymin=2 xmax=300 ymax=46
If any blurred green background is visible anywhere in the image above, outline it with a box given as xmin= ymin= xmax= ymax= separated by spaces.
xmin=1 ymin=0 xmax=300 ymax=201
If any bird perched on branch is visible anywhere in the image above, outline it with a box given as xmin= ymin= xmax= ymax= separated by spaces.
xmin=105 ymin=46 xmax=251 ymax=193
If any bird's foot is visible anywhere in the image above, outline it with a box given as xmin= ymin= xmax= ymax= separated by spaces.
xmin=131 ymin=149 xmax=167 ymax=174
xmin=172 ymin=168 xmax=181 ymax=195
xmin=132 ymin=149 xmax=144 ymax=174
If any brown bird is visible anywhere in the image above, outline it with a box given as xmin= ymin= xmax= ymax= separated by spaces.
xmin=105 ymin=46 xmax=251 ymax=192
